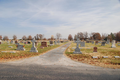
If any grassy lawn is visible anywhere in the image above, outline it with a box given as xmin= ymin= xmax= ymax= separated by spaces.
xmin=0 ymin=41 xmax=68 ymax=62
xmin=65 ymin=41 xmax=120 ymax=69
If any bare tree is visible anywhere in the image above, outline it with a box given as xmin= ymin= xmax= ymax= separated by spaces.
xmin=56 ymin=33 xmax=61 ymax=39
xmin=83 ymin=32 xmax=88 ymax=39
xmin=22 ymin=35 xmax=27 ymax=40
xmin=39 ymin=34 xmax=44 ymax=40
xmin=3 ymin=36 xmax=9 ymax=40
xmin=28 ymin=35 xmax=32 ymax=40
xmin=89 ymin=32 xmax=95 ymax=40
xmin=0 ymin=35 xmax=2 ymax=40
xmin=36 ymin=34 xmax=39 ymax=40
xmin=101 ymin=33 xmax=108 ymax=40
xmin=13 ymin=35 xmax=17 ymax=40
xmin=77 ymin=32 xmax=84 ymax=40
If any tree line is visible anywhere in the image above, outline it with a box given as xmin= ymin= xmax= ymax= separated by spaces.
xmin=68 ymin=31 xmax=120 ymax=41
xmin=0 ymin=33 xmax=62 ymax=40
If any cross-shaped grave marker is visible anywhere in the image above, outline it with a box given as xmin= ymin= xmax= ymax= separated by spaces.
xmin=73 ymin=35 xmax=82 ymax=54
xmin=30 ymin=38 xmax=38 ymax=52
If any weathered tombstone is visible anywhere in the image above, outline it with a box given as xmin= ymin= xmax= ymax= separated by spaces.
xmin=16 ymin=44 xmax=25 ymax=51
xmin=57 ymin=39 xmax=60 ymax=44
xmin=30 ymin=38 xmax=38 ymax=52
xmin=41 ymin=41 xmax=48 ymax=47
xmin=9 ymin=46 xmax=13 ymax=48
xmin=54 ymin=39 xmax=57 ymax=45
xmin=111 ymin=40 xmax=116 ymax=48
xmin=101 ymin=42 xmax=106 ymax=46
xmin=80 ymin=42 xmax=85 ymax=47
xmin=73 ymin=36 xmax=82 ymax=54
xmin=114 ymin=56 xmax=120 ymax=58
xmin=10 ymin=51 xmax=16 ymax=53
xmin=93 ymin=47 xmax=97 ymax=52
xmin=106 ymin=39 xmax=110 ymax=44
xmin=103 ymin=56 xmax=108 ymax=58
xmin=92 ymin=56 xmax=98 ymax=58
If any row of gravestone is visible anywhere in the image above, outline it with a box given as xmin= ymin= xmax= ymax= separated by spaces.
xmin=16 ymin=38 xmax=66 ymax=52
xmin=73 ymin=37 xmax=119 ymax=54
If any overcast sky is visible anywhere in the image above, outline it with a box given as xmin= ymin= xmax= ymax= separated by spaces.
xmin=0 ymin=0 xmax=120 ymax=39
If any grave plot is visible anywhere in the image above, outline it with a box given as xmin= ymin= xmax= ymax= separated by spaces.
xmin=65 ymin=41 xmax=120 ymax=69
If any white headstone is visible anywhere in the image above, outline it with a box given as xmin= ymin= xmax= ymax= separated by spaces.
xmin=111 ymin=40 xmax=116 ymax=48
xmin=30 ymin=38 xmax=38 ymax=52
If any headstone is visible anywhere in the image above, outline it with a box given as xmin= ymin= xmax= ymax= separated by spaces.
xmin=30 ymin=38 xmax=38 ymax=52
xmin=101 ymin=42 xmax=106 ymax=46
xmin=54 ymin=39 xmax=57 ymax=45
xmin=118 ymin=44 xmax=120 ymax=46
xmin=10 ymin=51 xmax=16 ymax=53
xmin=41 ymin=41 xmax=48 ymax=47
xmin=73 ymin=36 xmax=82 ymax=54
xmin=9 ymin=46 xmax=13 ymax=48
xmin=93 ymin=47 xmax=97 ymax=52
xmin=80 ymin=42 xmax=85 ymax=47
xmin=103 ymin=56 xmax=108 ymax=58
xmin=111 ymin=40 xmax=116 ymax=48
xmin=57 ymin=39 xmax=60 ymax=44
xmin=1 ymin=51 xmax=7 ymax=53
xmin=91 ymin=41 xmax=94 ymax=44
xmin=16 ymin=44 xmax=25 ymax=51
xmin=92 ymin=56 xmax=98 ymax=58
xmin=114 ymin=56 xmax=120 ymax=58
xmin=106 ymin=39 xmax=110 ymax=44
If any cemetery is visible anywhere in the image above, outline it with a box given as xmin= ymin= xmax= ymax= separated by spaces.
xmin=65 ymin=40 xmax=120 ymax=69
xmin=0 ymin=39 xmax=67 ymax=62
